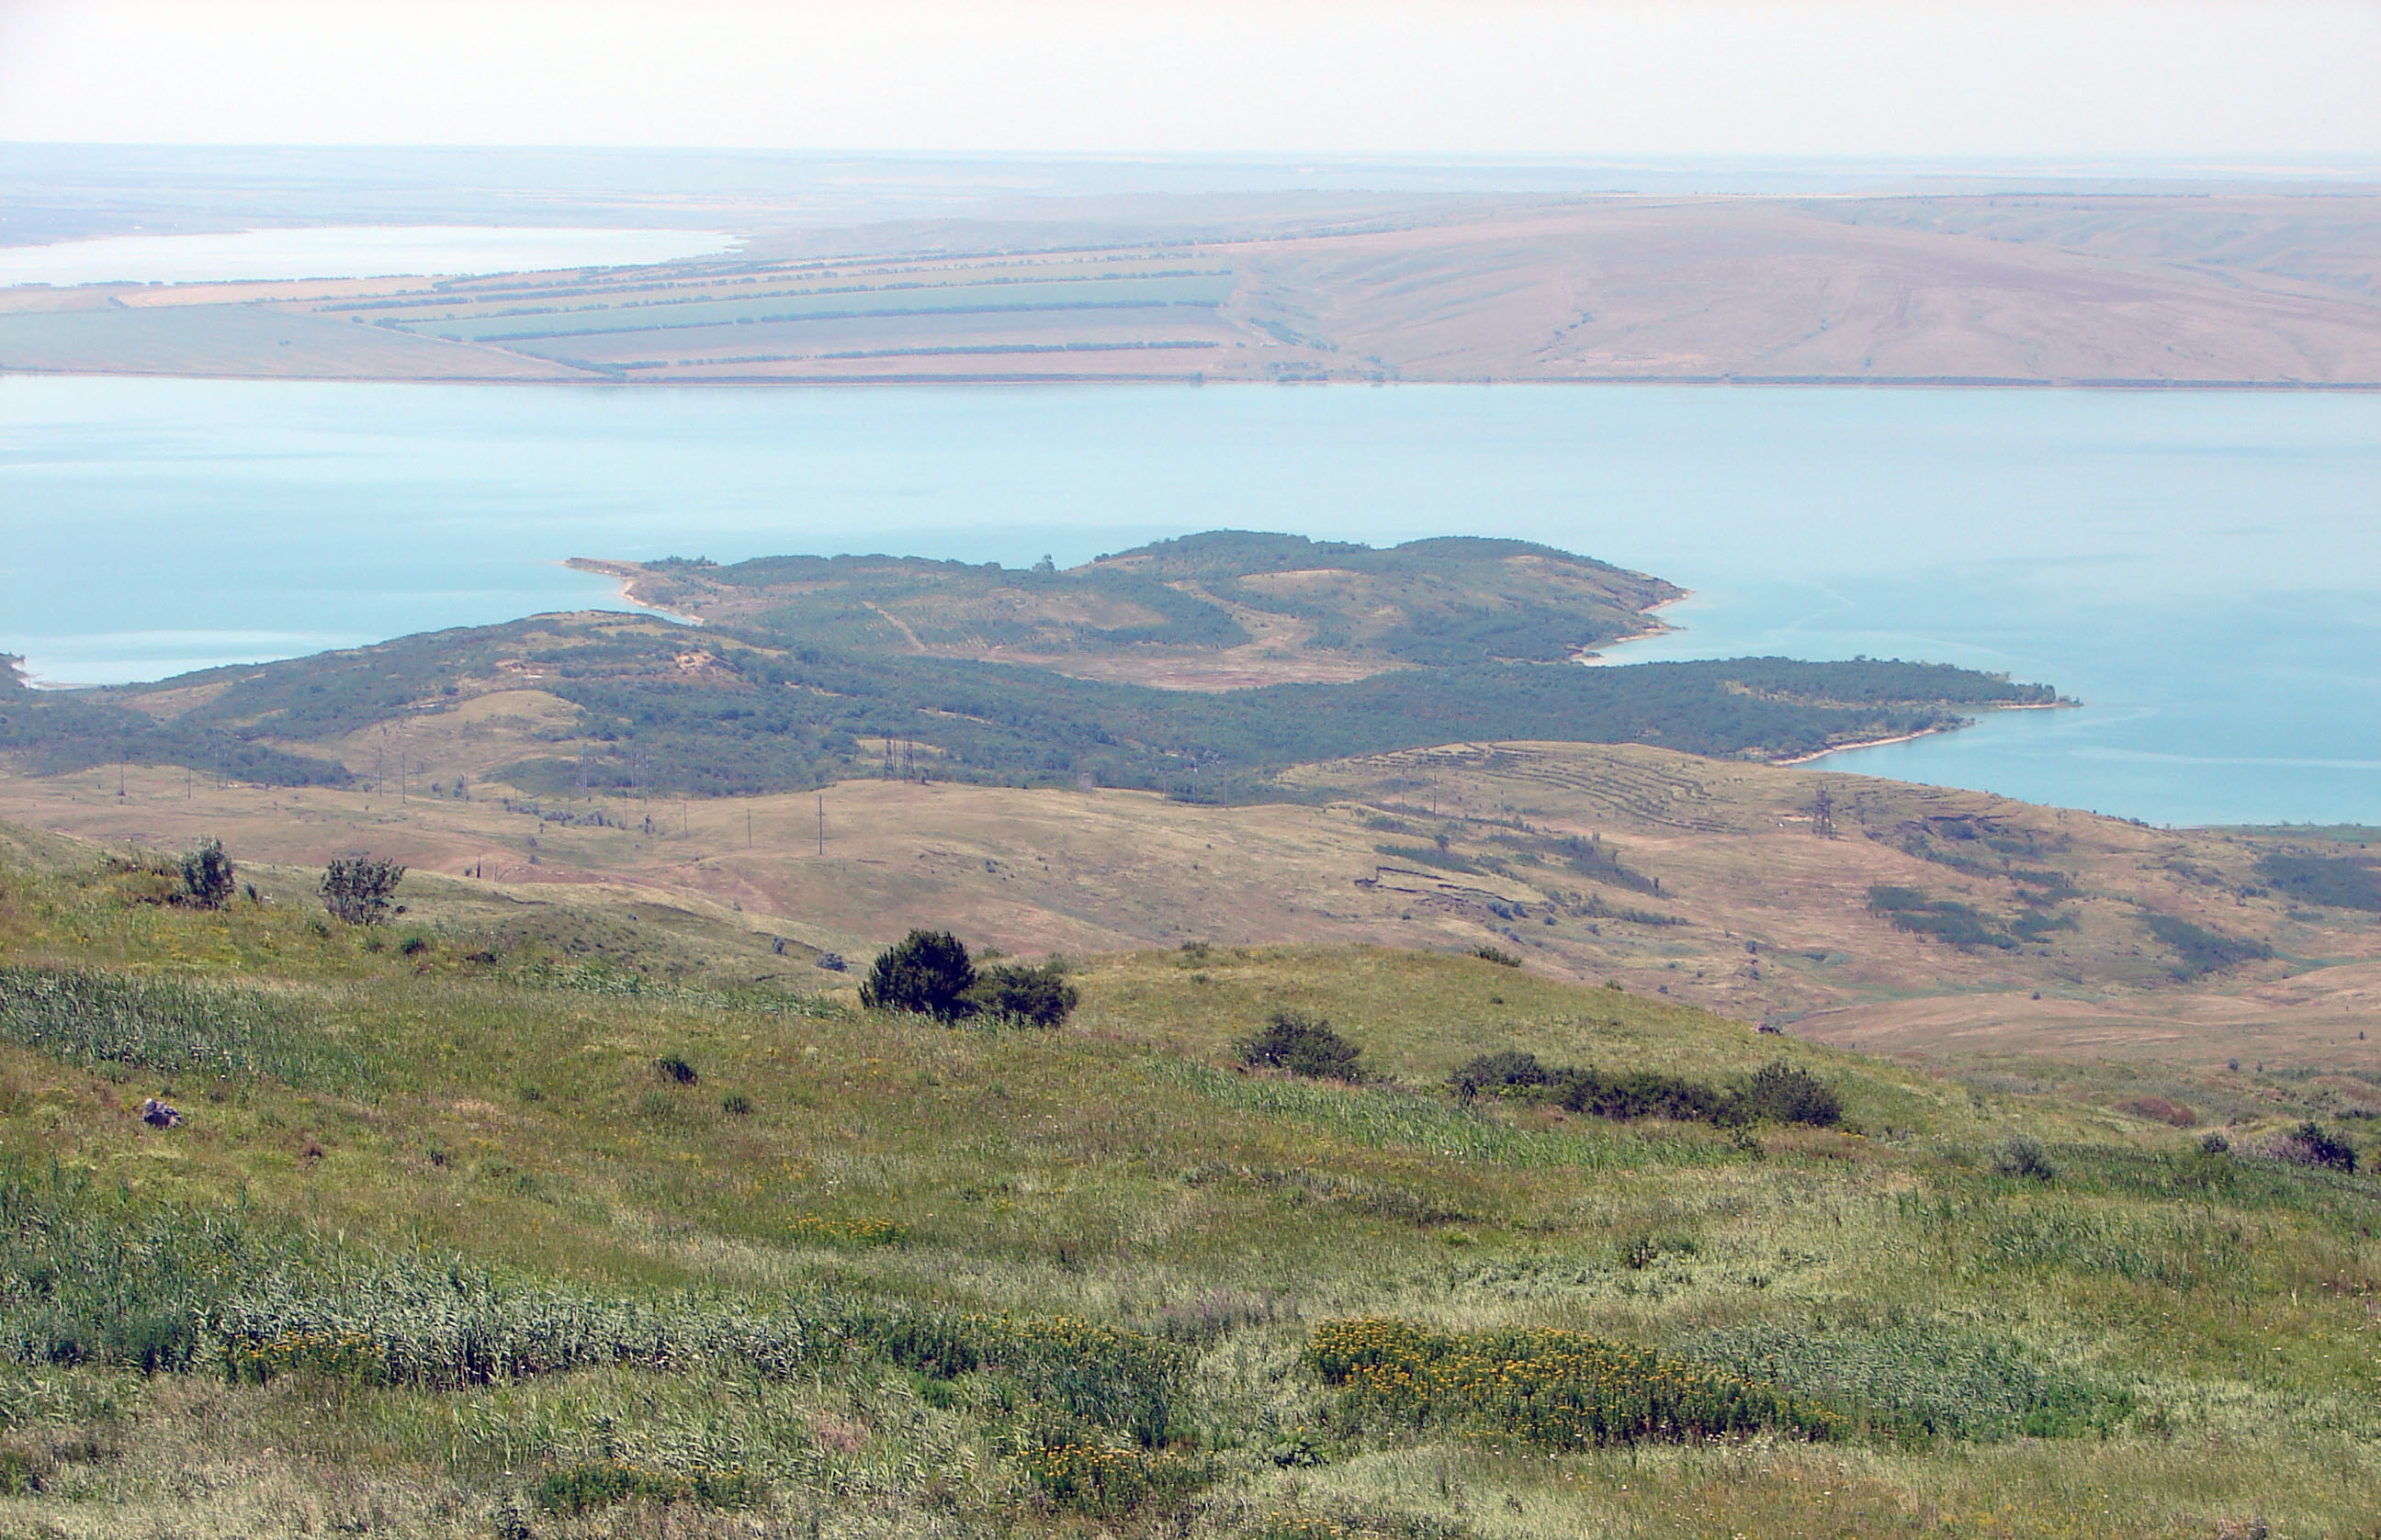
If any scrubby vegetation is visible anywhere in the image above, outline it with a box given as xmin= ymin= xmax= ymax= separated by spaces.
xmin=0 ymin=832 xmax=2372 ymax=1537
xmin=1867 ymin=884 xmax=2017 ymax=950
xmin=61 ymin=596 xmax=2058 ymax=803
xmin=2254 ymin=849 xmax=2381 ymax=912
xmin=1236 ymin=1010 xmax=1366 ymax=1080
xmin=2138 ymin=911 xmax=2274 ymax=980
xmin=1449 ymin=1051 xmax=1842 ymax=1129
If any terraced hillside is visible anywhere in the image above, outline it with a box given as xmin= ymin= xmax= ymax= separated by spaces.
xmin=8 ymin=191 xmax=2376 ymax=385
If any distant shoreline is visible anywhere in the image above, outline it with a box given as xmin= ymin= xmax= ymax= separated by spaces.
xmin=1775 ymin=700 xmax=2076 ymax=766
xmin=6 ymin=365 xmax=2376 ymax=391
xmin=565 ymin=558 xmax=705 ymax=625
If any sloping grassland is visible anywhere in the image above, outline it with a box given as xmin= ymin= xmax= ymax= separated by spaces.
xmin=0 ymin=833 xmax=2374 ymax=1537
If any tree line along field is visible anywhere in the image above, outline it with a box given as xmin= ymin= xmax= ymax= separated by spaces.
xmin=0 ymin=827 xmax=2375 ymax=1538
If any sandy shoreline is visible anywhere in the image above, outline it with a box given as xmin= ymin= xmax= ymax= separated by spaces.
xmin=565 ymin=558 xmax=705 ymax=625
xmin=1573 ymin=590 xmax=1693 ymax=665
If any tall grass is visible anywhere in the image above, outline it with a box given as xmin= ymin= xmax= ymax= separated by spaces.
xmin=0 ymin=963 xmax=367 ymax=1093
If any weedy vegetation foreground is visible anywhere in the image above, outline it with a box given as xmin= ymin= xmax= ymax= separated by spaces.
xmin=0 ymin=832 xmax=2375 ymax=1538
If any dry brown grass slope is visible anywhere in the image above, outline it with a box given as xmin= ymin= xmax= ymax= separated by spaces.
xmin=5 ymin=737 xmax=2375 ymax=1085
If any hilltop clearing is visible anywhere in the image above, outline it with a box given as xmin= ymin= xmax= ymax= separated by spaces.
xmin=0 ymin=826 xmax=2373 ymax=1536
xmin=6 ymin=191 xmax=2376 ymax=387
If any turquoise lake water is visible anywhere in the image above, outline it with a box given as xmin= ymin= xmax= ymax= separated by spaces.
xmin=2 ymin=377 xmax=2374 ymax=826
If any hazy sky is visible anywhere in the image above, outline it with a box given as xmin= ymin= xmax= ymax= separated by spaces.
xmin=1 ymin=0 xmax=2374 ymax=161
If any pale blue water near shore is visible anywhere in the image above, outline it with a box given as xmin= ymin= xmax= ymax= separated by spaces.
xmin=2 ymin=377 xmax=2375 ymax=826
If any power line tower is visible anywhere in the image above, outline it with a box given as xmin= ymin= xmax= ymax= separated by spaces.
xmin=1811 ymin=782 xmax=1836 ymax=838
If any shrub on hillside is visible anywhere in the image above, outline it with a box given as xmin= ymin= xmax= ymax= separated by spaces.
xmin=1450 ymin=1050 xmax=1553 ymax=1098
xmin=2266 ymin=1120 xmax=2357 ymax=1173
xmin=968 ymin=961 xmax=1079 ymax=1026
xmin=1447 ymin=1051 xmax=1840 ymax=1129
xmin=1237 ymin=1010 xmax=1363 ymax=1081
xmin=320 ymin=857 xmax=404 ymax=926
xmin=1737 ymin=1061 xmax=1843 ymax=1127
xmin=175 ymin=838 xmax=236 ymax=910
xmin=1471 ymin=944 xmax=1522 ymax=968
xmin=1991 ymin=1134 xmax=2058 ymax=1181
xmin=860 ymin=929 xmax=977 ymax=1019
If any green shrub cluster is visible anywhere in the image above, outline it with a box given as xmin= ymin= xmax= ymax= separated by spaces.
xmin=1236 ymin=1010 xmax=1364 ymax=1080
xmin=860 ymin=930 xmax=1079 ymax=1026
xmin=1448 ymin=1051 xmax=1841 ymax=1128
xmin=1304 ymin=1317 xmax=1843 ymax=1448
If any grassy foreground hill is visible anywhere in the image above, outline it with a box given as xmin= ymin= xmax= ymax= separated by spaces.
xmin=0 ymin=826 xmax=2375 ymax=1537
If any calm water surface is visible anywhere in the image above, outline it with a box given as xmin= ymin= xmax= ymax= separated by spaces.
xmin=3 ymin=377 xmax=2374 ymax=826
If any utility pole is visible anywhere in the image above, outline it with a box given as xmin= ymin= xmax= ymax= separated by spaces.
xmin=747 ymin=810 xmax=753 ymax=849
xmin=817 ymin=793 xmax=825 ymax=857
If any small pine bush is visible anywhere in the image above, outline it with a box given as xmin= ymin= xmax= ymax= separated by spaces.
xmin=860 ymin=929 xmax=977 ymax=1019
xmin=654 ymin=1053 xmax=697 ymax=1085
xmin=1237 ymin=1010 xmax=1363 ymax=1081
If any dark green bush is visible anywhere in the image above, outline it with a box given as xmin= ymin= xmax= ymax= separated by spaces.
xmin=1737 ymin=1061 xmax=1844 ymax=1126
xmin=1470 ymin=944 xmax=1522 ymax=967
xmin=860 ymin=929 xmax=977 ymax=1019
xmin=1449 ymin=1050 xmax=1552 ymax=1098
xmin=1447 ymin=1051 xmax=1839 ymax=1130
xmin=176 ymin=838 xmax=235 ymax=909
xmin=1237 ymin=1010 xmax=1363 ymax=1081
xmin=654 ymin=1053 xmax=697 ymax=1085
xmin=1557 ymin=1067 xmax=1737 ymax=1124
xmin=968 ymin=961 xmax=1079 ymax=1026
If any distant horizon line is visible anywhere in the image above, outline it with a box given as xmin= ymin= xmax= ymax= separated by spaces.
xmin=6 ymin=142 xmax=2378 ymax=175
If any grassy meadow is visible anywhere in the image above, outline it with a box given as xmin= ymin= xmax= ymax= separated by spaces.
xmin=0 ymin=831 xmax=2375 ymax=1538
